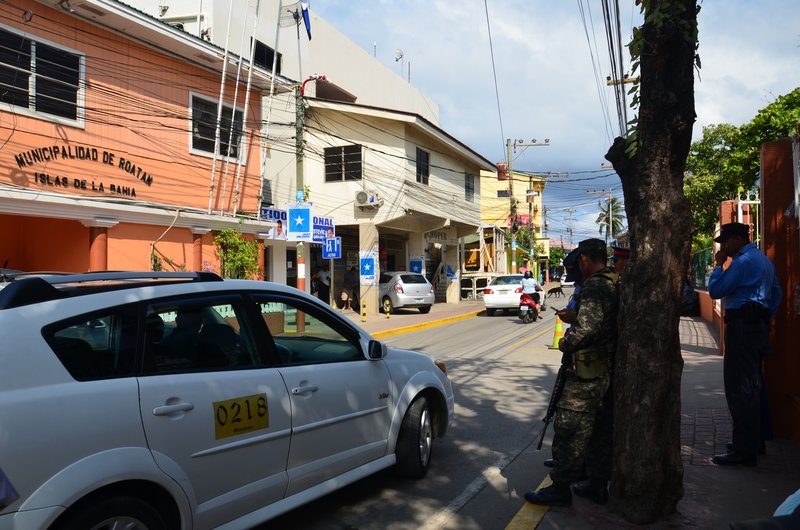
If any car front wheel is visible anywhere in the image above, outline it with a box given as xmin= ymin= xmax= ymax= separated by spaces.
xmin=419 ymin=305 xmax=431 ymax=314
xmin=52 ymin=496 xmax=168 ymax=530
xmin=486 ymin=308 xmax=495 ymax=316
xmin=395 ymin=396 xmax=433 ymax=479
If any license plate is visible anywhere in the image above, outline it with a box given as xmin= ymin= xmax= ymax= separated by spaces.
xmin=416 ymin=298 xmax=424 ymax=303
xmin=213 ymin=393 xmax=269 ymax=440
xmin=519 ymin=306 xmax=527 ymax=311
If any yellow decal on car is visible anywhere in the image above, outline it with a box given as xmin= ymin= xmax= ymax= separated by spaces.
xmin=213 ymin=393 xmax=269 ymax=440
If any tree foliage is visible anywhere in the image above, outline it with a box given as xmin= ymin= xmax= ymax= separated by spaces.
xmin=548 ymin=245 xmax=565 ymax=266
xmin=595 ymin=196 xmax=626 ymax=241
xmin=213 ymin=228 xmax=259 ymax=279
xmin=685 ymin=88 xmax=800 ymax=245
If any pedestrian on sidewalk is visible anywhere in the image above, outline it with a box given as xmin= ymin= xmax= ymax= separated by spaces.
xmin=342 ymin=266 xmax=359 ymax=311
xmin=708 ymin=222 xmax=782 ymax=466
xmin=525 ymin=238 xmax=620 ymax=507
xmin=316 ymin=264 xmax=331 ymax=304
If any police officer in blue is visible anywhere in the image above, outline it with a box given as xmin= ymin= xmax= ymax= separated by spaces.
xmin=709 ymin=222 xmax=781 ymax=466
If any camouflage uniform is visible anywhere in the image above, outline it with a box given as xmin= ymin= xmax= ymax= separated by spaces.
xmin=550 ymin=266 xmax=619 ymax=486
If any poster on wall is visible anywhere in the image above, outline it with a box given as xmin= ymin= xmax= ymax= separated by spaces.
xmin=312 ymin=216 xmax=335 ymax=243
xmin=359 ymin=251 xmax=377 ymax=286
xmin=409 ymin=257 xmax=424 ymax=274
xmin=261 ymin=208 xmax=288 ymax=239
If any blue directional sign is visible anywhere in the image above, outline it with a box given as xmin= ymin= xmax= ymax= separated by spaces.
xmin=287 ymin=205 xmax=312 ymax=241
xmin=323 ymin=237 xmax=341 ymax=259
xmin=409 ymin=259 xmax=423 ymax=274
xmin=360 ymin=256 xmax=376 ymax=285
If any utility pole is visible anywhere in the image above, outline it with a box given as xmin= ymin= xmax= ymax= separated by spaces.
xmin=295 ymin=84 xmax=305 ymax=296
xmin=563 ymin=208 xmax=576 ymax=246
xmin=506 ymin=138 xmax=549 ymax=274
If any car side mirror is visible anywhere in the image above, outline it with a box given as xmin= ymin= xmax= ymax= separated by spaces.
xmin=368 ymin=340 xmax=387 ymax=360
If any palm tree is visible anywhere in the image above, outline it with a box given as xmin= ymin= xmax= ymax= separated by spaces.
xmin=595 ymin=196 xmax=626 ymax=243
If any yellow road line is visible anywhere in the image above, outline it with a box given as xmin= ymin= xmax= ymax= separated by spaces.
xmin=372 ymin=310 xmax=483 ymax=339
xmin=505 ymin=475 xmax=552 ymax=530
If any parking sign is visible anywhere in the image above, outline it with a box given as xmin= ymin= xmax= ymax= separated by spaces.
xmin=322 ymin=237 xmax=341 ymax=259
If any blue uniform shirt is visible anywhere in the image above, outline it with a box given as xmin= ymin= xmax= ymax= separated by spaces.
xmin=708 ymin=242 xmax=782 ymax=314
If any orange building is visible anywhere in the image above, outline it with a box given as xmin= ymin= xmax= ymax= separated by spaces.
xmin=0 ymin=0 xmax=290 ymax=274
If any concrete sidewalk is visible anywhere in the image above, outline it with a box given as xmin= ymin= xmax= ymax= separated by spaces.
xmin=343 ymin=303 xmax=800 ymax=529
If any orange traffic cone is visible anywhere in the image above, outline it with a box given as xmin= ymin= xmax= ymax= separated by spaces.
xmin=548 ymin=317 xmax=563 ymax=349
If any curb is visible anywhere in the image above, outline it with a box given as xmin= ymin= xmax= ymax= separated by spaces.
xmin=371 ymin=310 xmax=484 ymax=340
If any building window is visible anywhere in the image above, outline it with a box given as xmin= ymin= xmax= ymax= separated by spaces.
xmin=465 ymin=173 xmax=475 ymax=202
xmin=324 ymin=144 xmax=362 ymax=181
xmin=0 ymin=28 xmax=82 ymax=122
xmin=191 ymin=94 xmax=244 ymax=159
xmin=416 ymin=148 xmax=429 ymax=185
xmin=497 ymin=189 xmax=510 ymax=198
xmin=252 ymin=39 xmax=282 ymax=74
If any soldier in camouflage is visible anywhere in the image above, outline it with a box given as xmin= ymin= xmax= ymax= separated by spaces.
xmin=525 ymin=238 xmax=620 ymax=506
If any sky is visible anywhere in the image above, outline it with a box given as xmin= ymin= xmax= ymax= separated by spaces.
xmin=310 ymin=0 xmax=800 ymax=245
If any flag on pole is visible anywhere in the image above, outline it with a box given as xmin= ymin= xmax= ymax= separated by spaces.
xmin=301 ymin=1 xmax=312 ymax=40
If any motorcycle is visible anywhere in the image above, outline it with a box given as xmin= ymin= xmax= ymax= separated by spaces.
xmin=519 ymin=291 xmax=543 ymax=323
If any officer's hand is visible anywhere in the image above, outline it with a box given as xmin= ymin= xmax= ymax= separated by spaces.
xmin=556 ymin=308 xmax=577 ymax=324
xmin=714 ymin=249 xmax=727 ymax=267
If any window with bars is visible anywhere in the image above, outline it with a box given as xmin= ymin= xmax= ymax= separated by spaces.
xmin=416 ymin=147 xmax=429 ymax=185
xmin=0 ymin=28 xmax=82 ymax=122
xmin=465 ymin=173 xmax=475 ymax=202
xmin=324 ymin=144 xmax=362 ymax=181
xmin=191 ymin=94 xmax=244 ymax=159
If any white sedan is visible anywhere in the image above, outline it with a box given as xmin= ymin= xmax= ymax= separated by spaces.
xmin=483 ymin=274 xmax=524 ymax=316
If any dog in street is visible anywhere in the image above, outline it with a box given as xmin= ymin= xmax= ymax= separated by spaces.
xmin=547 ymin=286 xmax=565 ymax=298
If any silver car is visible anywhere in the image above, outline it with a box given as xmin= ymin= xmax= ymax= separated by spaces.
xmin=379 ymin=271 xmax=435 ymax=314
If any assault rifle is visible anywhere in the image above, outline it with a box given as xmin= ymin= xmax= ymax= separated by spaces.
xmin=537 ymin=365 xmax=567 ymax=450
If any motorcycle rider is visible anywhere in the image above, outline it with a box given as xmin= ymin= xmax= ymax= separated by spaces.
xmin=521 ymin=270 xmax=543 ymax=318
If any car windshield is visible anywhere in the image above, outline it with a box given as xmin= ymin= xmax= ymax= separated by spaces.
xmin=492 ymin=275 xmax=523 ymax=286
xmin=400 ymin=274 xmax=427 ymax=284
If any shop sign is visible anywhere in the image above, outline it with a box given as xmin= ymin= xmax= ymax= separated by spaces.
xmin=424 ymin=227 xmax=458 ymax=246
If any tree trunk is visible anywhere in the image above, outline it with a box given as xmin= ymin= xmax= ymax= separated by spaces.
xmin=605 ymin=0 xmax=697 ymax=523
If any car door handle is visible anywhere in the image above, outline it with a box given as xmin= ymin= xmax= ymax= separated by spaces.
xmin=291 ymin=385 xmax=319 ymax=395
xmin=153 ymin=402 xmax=195 ymax=415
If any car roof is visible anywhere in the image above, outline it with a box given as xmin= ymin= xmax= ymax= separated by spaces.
xmin=0 ymin=271 xmax=227 ymax=310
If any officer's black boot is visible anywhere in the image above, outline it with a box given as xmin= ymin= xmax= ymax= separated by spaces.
xmin=572 ymin=478 xmax=608 ymax=504
xmin=524 ymin=483 xmax=572 ymax=506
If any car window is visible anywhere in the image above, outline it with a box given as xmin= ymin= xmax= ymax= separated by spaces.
xmin=400 ymin=274 xmax=427 ymax=284
xmin=493 ymin=275 xmax=523 ymax=286
xmin=142 ymin=295 xmax=262 ymax=374
xmin=378 ymin=273 xmax=393 ymax=284
xmin=43 ymin=308 xmax=137 ymax=381
xmin=252 ymin=295 xmax=363 ymax=366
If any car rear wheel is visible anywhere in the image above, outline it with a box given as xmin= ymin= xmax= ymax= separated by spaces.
xmin=395 ymin=396 xmax=433 ymax=479
xmin=382 ymin=296 xmax=394 ymax=314
xmin=486 ymin=308 xmax=495 ymax=316
xmin=419 ymin=305 xmax=431 ymax=314
xmin=53 ymin=496 xmax=168 ymax=530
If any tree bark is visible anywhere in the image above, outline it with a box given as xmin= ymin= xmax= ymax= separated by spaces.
xmin=605 ymin=0 xmax=697 ymax=523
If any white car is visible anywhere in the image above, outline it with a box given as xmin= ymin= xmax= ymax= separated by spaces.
xmin=0 ymin=272 xmax=453 ymax=530
xmin=483 ymin=274 xmax=524 ymax=316
xmin=560 ymin=273 xmax=575 ymax=287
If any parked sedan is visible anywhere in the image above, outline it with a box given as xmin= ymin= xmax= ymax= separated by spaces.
xmin=379 ymin=271 xmax=435 ymax=314
xmin=483 ymin=274 xmax=524 ymax=315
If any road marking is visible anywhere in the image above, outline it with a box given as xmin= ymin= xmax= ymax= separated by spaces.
xmin=419 ymin=454 xmax=512 ymax=530
xmin=372 ymin=310 xmax=483 ymax=339
xmin=504 ymin=475 xmax=552 ymax=530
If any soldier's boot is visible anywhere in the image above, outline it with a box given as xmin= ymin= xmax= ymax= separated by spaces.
xmin=524 ymin=483 xmax=572 ymax=506
xmin=572 ymin=478 xmax=608 ymax=505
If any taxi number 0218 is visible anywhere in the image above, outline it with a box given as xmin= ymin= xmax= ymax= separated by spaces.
xmin=213 ymin=393 xmax=269 ymax=440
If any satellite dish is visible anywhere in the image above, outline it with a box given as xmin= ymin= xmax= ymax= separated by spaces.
xmin=279 ymin=1 xmax=301 ymax=28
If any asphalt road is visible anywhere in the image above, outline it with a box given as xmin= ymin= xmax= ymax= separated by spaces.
xmin=265 ymin=307 xmax=565 ymax=530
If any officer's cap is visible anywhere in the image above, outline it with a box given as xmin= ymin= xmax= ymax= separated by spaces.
xmin=577 ymin=238 xmax=606 ymax=254
xmin=714 ymin=222 xmax=749 ymax=243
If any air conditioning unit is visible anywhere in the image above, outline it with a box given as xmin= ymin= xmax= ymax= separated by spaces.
xmin=355 ymin=190 xmax=381 ymax=208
